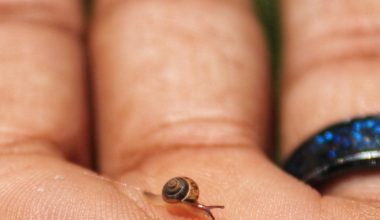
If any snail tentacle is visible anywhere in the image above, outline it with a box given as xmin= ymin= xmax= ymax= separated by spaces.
xmin=191 ymin=202 xmax=225 ymax=220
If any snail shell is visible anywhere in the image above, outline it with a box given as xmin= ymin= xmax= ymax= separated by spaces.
xmin=162 ymin=177 xmax=199 ymax=204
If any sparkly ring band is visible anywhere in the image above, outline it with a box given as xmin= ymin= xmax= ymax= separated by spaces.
xmin=284 ymin=116 xmax=380 ymax=187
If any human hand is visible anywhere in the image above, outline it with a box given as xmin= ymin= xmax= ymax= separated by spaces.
xmin=0 ymin=0 xmax=379 ymax=219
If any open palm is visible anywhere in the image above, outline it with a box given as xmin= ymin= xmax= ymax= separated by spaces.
xmin=0 ymin=0 xmax=379 ymax=219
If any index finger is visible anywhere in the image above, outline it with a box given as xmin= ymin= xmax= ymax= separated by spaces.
xmin=0 ymin=0 xmax=88 ymax=164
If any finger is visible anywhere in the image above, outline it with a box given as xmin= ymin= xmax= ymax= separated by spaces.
xmin=282 ymin=0 xmax=380 ymax=201
xmin=91 ymin=0 xmax=270 ymax=177
xmin=90 ymin=0 xmax=296 ymax=219
xmin=0 ymin=0 xmax=88 ymax=164
xmin=0 ymin=2 xmax=169 ymax=219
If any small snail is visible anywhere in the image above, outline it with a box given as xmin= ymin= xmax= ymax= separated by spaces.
xmin=161 ymin=177 xmax=224 ymax=220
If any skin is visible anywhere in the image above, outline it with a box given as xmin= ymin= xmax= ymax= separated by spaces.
xmin=0 ymin=0 xmax=379 ymax=219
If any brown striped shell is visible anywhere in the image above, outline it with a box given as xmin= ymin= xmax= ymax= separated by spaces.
xmin=162 ymin=177 xmax=199 ymax=204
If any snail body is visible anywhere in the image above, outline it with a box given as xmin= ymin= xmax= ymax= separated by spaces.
xmin=161 ymin=176 xmax=224 ymax=220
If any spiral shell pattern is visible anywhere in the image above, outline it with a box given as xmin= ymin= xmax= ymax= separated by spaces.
xmin=162 ymin=177 xmax=199 ymax=203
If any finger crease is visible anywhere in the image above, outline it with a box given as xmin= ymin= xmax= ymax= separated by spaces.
xmin=114 ymin=142 xmax=259 ymax=177
xmin=0 ymin=2 xmax=81 ymax=37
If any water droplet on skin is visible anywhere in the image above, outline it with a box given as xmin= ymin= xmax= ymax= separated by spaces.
xmin=82 ymin=171 xmax=91 ymax=175
xmin=82 ymin=171 xmax=98 ymax=178
xmin=36 ymin=187 xmax=44 ymax=192
xmin=54 ymin=175 xmax=65 ymax=180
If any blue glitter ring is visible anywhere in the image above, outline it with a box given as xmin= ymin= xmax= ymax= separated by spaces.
xmin=284 ymin=116 xmax=380 ymax=187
